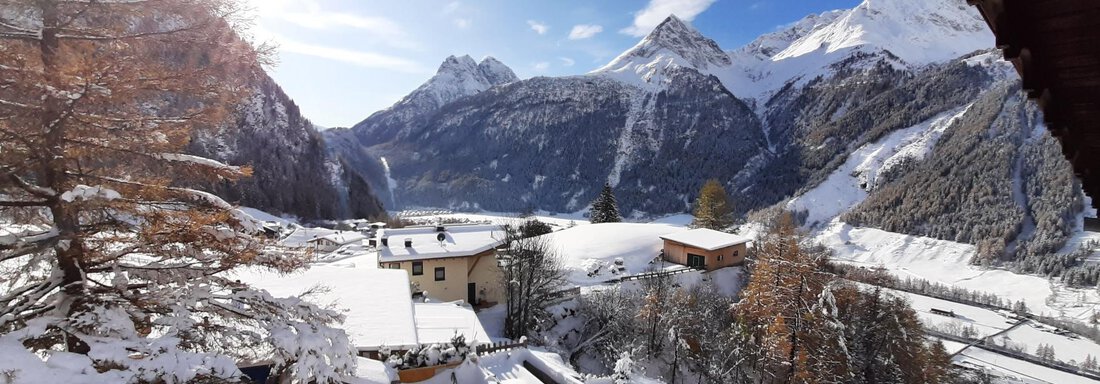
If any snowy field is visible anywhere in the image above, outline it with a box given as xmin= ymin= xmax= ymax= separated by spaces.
xmin=955 ymin=347 xmax=1099 ymax=384
xmin=817 ymin=220 xmax=1100 ymax=322
xmin=542 ymin=222 xmax=687 ymax=285
xmin=247 ymin=206 xmax=1100 ymax=381
xmin=895 ymin=289 xmax=1015 ymax=338
xmin=395 ymin=209 xmax=589 ymax=229
xmin=889 ymin=288 xmax=1100 ymax=383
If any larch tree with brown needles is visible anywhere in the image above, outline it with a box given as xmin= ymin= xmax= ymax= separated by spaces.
xmin=0 ymin=0 xmax=357 ymax=382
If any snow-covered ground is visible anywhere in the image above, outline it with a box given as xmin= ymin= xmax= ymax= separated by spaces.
xmin=396 ymin=209 xmax=589 ymax=229
xmin=955 ymin=347 xmax=1099 ymax=384
xmin=422 ymin=348 xmax=583 ymax=384
xmin=895 ymin=289 xmax=1015 ymax=338
xmin=238 ymin=206 xmax=298 ymax=226
xmin=541 ymin=222 xmax=687 ymax=285
xmin=889 ymin=288 xmax=1100 ymax=383
xmin=817 ymin=220 xmax=1100 ymax=322
xmin=1003 ymin=322 xmax=1100 ymax=365
xmin=250 ymin=206 xmax=1100 ymax=381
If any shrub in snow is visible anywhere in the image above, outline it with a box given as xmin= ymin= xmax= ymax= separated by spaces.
xmin=386 ymin=335 xmax=472 ymax=369
xmin=611 ymin=351 xmax=635 ymax=384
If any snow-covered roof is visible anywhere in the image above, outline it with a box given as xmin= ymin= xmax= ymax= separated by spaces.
xmin=377 ymin=224 xmax=506 ymax=262
xmin=659 ymin=228 xmax=750 ymax=251
xmin=307 ymin=231 xmax=367 ymax=246
xmin=232 ymin=263 xmax=419 ymax=350
xmin=413 ymin=302 xmax=490 ymax=346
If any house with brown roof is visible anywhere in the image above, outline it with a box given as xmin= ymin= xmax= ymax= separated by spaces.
xmin=659 ymin=228 xmax=750 ymax=271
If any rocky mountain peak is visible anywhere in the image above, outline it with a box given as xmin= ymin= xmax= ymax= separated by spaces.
xmin=593 ymin=14 xmax=731 ymax=87
xmin=628 ymin=14 xmax=730 ymax=69
xmin=437 ymin=54 xmax=479 ymax=76
xmin=477 ymin=56 xmax=519 ymax=86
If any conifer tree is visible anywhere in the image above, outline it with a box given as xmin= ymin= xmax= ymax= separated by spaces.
xmin=589 ymin=183 xmax=622 ymax=223
xmin=691 ymin=179 xmax=734 ymax=230
xmin=737 ymin=212 xmax=952 ymax=384
xmin=0 ymin=1 xmax=355 ymax=382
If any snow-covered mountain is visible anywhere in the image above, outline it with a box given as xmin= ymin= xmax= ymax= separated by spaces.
xmin=721 ymin=0 xmax=992 ymax=101
xmin=593 ymin=15 xmax=731 ymax=88
xmin=343 ymin=55 xmax=518 ymax=145
xmin=188 ymin=70 xmax=385 ymax=220
xmin=330 ymin=0 xmax=1084 ymax=271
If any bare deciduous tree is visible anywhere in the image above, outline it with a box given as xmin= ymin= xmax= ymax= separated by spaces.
xmin=0 ymin=1 xmax=356 ymax=382
xmin=501 ymin=231 xmax=566 ymax=339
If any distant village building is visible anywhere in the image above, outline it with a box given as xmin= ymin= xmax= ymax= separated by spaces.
xmin=306 ymin=231 xmax=366 ymax=252
xmin=353 ymin=220 xmax=387 ymax=234
xmin=376 ymin=224 xmax=507 ymax=305
xmin=659 ymin=228 xmax=750 ymax=271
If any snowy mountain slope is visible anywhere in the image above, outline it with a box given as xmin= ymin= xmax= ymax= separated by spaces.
xmin=786 ymin=104 xmax=972 ymax=228
xmin=344 ymin=55 xmax=518 ymax=145
xmin=593 ymin=15 xmax=731 ymax=90
xmin=187 ymin=62 xmax=385 ymax=220
xmin=329 ymin=0 xmax=1085 ymax=285
xmin=720 ymin=0 xmax=993 ymax=101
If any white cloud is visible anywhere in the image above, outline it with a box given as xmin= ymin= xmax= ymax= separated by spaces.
xmin=454 ymin=18 xmax=472 ymax=29
xmin=247 ymin=0 xmax=419 ymax=50
xmin=442 ymin=1 xmax=462 ymax=14
xmin=533 ymin=62 xmax=551 ymax=71
xmin=568 ymin=24 xmax=603 ymax=40
xmin=274 ymin=35 xmax=428 ymax=74
xmin=527 ymin=20 xmax=549 ymax=35
xmin=620 ymin=0 xmax=716 ymax=37
xmin=558 ymin=57 xmax=575 ymax=67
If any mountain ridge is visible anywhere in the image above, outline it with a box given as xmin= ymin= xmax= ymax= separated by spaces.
xmin=328 ymin=0 xmax=1083 ymax=273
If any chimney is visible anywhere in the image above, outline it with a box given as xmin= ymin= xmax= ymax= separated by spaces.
xmin=405 ymin=238 xmax=413 ymax=248
xmin=368 ymin=239 xmax=377 ymax=247
xmin=380 ymin=238 xmax=389 ymax=247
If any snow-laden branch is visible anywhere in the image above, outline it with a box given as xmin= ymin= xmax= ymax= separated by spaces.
xmin=0 ymin=31 xmax=39 ymax=40
xmin=0 ymin=18 xmax=40 ymax=36
xmin=60 ymin=185 xmax=121 ymax=202
xmin=154 ymin=153 xmax=241 ymax=174
xmin=8 ymin=175 xmax=56 ymax=198
xmin=0 ymin=97 xmax=41 ymax=110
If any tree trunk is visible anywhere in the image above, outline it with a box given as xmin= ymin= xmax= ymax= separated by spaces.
xmin=37 ymin=0 xmax=88 ymax=354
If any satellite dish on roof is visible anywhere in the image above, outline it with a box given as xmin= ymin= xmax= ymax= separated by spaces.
xmin=436 ymin=232 xmax=446 ymax=243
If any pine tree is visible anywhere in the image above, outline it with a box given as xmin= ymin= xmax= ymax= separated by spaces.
xmin=589 ymin=183 xmax=622 ymax=223
xmin=691 ymin=179 xmax=734 ymax=230
xmin=0 ymin=1 xmax=356 ymax=382
xmin=1084 ymin=354 xmax=1099 ymax=371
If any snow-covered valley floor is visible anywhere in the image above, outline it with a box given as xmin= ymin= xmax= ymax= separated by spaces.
xmin=243 ymin=205 xmax=1100 ymax=382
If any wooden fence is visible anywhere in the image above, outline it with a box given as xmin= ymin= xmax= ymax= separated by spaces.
xmin=546 ymin=287 xmax=582 ymax=303
xmin=611 ymin=266 xmax=697 ymax=283
xmin=475 ymin=339 xmax=528 ymax=355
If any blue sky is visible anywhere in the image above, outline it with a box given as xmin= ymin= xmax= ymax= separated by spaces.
xmin=247 ymin=0 xmax=861 ymax=128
